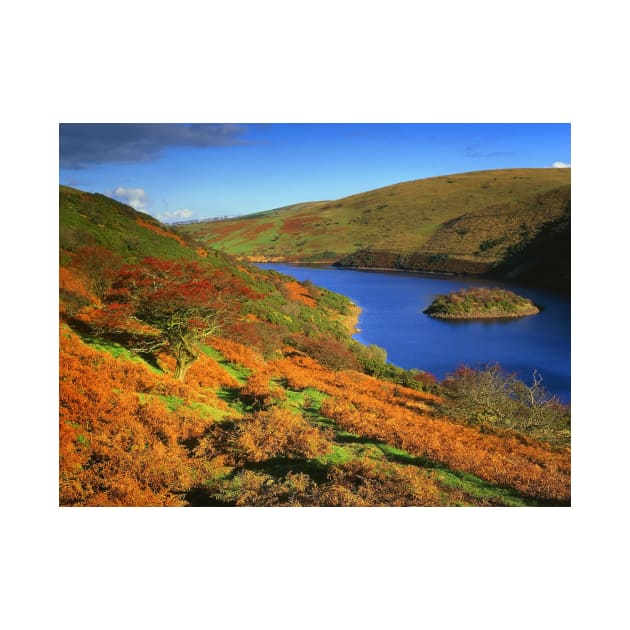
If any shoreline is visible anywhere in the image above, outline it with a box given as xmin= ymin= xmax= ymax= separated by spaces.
xmin=251 ymin=257 xmax=459 ymax=278
xmin=333 ymin=264 xmax=457 ymax=277
xmin=426 ymin=307 xmax=540 ymax=320
xmin=342 ymin=303 xmax=362 ymax=335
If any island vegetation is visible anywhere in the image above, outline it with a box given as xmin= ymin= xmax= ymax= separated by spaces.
xmin=424 ymin=287 xmax=540 ymax=320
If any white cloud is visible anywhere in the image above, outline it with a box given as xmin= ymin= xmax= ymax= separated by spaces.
xmin=157 ymin=208 xmax=196 ymax=223
xmin=552 ymin=161 xmax=571 ymax=168
xmin=111 ymin=186 xmax=150 ymax=211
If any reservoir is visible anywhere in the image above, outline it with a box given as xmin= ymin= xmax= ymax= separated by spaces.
xmin=257 ymin=263 xmax=571 ymax=402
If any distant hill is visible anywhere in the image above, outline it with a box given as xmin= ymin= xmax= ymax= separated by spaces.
xmin=178 ymin=168 xmax=570 ymax=291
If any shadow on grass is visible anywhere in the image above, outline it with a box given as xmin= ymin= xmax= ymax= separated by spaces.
xmin=382 ymin=445 xmax=569 ymax=505
xmin=335 ymin=433 xmax=390 ymax=446
xmin=333 ymin=431 xmax=442 ymax=468
xmin=184 ymin=457 xmax=331 ymax=506
xmin=69 ymin=325 xmax=166 ymax=373
xmin=333 ymin=432 xmax=569 ymax=506
xmin=184 ymin=486 xmax=235 ymax=507
xmin=242 ymin=457 xmax=330 ymax=484
xmin=136 ymin=351 xmax=162 ymax=371
xmin=379 ymin=446 xmax=446 ymax=470
xmin=217 ymin=388 xmax=243 ymax=404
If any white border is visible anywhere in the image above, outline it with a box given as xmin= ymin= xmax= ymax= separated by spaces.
xmin=4 ymin=1 xmax=626 ymax=628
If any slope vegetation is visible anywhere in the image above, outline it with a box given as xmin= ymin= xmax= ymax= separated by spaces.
xmin=60 ymin=185 xmax=205 ymax=264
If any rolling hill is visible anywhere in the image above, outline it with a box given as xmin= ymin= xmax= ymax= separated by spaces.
xmin=178 ymin=168 xmax=570 ymax=290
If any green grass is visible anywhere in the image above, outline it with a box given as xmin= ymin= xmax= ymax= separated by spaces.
xmin=284 ymin=386 xmax=328 ymax=408
xmin=80 ymin=336 xmax=164 ymax=373
xmin=187 ymin=400 xmax=229 ymax=420
xmin=199 ymin=344 xmax=251 ymax=383
xmin=316 ymin=444 xmax=356 ymax=466
xmin=217 ymin=387 xmax=250 ymax=415
xmin=436 ymin=469 xmax=548 ymax=506
xmin=158 ymin=395 xmax=184 ymax=412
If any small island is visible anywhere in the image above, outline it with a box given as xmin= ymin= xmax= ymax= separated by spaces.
xmin=424 ymin=287 xmax=540 ymax=320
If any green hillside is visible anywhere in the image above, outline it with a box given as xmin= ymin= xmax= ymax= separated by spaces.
xmin=60 ymin=185 xmax=203 ymax=264
xmin=178 ymin=168 xmax=570 ymax=289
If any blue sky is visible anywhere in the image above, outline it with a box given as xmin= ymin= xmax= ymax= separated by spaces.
xmin=59 ymin=123 xmax=570 ymax=222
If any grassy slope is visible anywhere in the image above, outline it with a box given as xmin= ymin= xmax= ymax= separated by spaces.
xmin=178 ymin=168 xmax=571 ymax=268
xmin=59 ymin=186 xmax=357 ymax=341
xmin=60 ymin=185 xmax=201 ymax=263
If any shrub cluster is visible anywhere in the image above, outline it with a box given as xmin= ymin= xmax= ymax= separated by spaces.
xmin=440 ymin=364 xmax=571 ymax=447
xmin=424 ymin=287 xmax=539 ymax=318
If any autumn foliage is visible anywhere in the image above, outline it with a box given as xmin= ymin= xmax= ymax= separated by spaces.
xmin=314 ymin=460 xmax=444 ymax=507
xmin=282 ymin=280 xmax=317 ymax=307
xmin=227 ymin=408 xmax=331 ymax=464
xmin=72 ymin=245 xmax=122 ymax=297
xmin=80 ymin=257 xmax=260 ymax=380
xmin=60 ymin=316 xmax=570 ymax=505
xmin=59 ymin=327 xmax=236 ymax=506
xmin=135 ymin=218 xmax=187 ymax=247
xmin=59 ymin=266 xmax=99 ymax=314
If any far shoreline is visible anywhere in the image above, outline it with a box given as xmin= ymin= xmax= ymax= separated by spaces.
xmin=251 ymin=258 xmax=459 ymax=278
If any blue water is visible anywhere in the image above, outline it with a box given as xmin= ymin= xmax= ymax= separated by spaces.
xmin=258 ymin=263 xmax=571 ymax=401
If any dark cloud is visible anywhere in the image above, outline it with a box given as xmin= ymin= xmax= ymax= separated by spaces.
xmin=465 ymin=144 xmax=516 ymax=158
xmin=59 ymin=123 xmax=249 ymax=169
